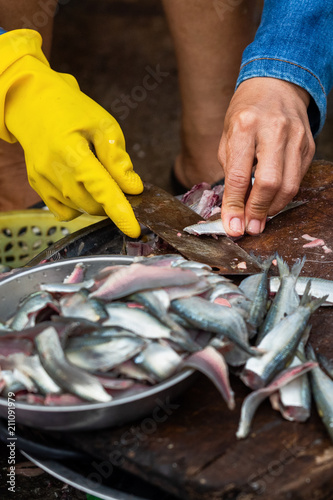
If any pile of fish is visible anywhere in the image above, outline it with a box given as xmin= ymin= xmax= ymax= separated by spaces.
xmin=0 ymin=253 xmax=333 ymax=442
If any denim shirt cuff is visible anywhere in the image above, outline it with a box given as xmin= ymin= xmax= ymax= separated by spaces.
xmin=0 ymin=28 xmax=6 ymax=36
xmin=236 ymin=58 xmax=325 ymax=137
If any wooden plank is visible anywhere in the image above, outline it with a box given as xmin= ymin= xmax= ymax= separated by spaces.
xmin=67 ymin=373 xmax=333 ymax=500
xmin=238 ymin=161 xmax=333 ymax=279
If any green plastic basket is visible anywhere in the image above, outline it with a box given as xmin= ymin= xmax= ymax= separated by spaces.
xmin=0 ymin=210 xmax=105 ymax=268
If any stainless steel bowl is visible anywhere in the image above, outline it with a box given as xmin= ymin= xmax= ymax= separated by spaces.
xmin=0 ymin=256 xmax=194 ymax=431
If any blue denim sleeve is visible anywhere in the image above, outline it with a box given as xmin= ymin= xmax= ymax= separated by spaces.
xmin=236 ymin=1 xmax=333 ymax=136
xmin=0 ymin=28 xmax=6 ymax=35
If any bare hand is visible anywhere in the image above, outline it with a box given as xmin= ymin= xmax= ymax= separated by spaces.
xmin=218 ymin=78 xmax=315 ymax=236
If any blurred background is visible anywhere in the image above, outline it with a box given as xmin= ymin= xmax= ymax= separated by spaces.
xmin=51 ymin=0 xmax=333 ymax=194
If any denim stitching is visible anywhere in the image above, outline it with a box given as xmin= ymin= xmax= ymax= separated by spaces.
xmin=240 ymin=57 xmax=326 ymax=97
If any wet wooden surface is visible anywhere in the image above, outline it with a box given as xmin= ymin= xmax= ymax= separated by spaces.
xmin=238 ymin=160 xmax=333 ymax=281
xmin=66 ymin=161 xmax=333 ymax=500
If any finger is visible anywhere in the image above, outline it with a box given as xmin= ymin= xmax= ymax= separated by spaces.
xmin=93 ymin=127 xmax=144 ymax=195
xmin=267 ymin=152 xmax=302 ymax=217
xmin=268 ymin=127 xmax=315 ymax=215
xmin=219 ymin=129 xmax=255 ymax=237
xmin=244 ymin=130 xmax=286 ymax=235
xmin=73 ymin=144 xmax=142 ymax=238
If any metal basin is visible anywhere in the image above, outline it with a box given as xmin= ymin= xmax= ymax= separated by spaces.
xmin=0 ymin=256 xmax=194 ymax=431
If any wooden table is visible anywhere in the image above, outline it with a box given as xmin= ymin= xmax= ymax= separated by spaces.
xmin=51 ymin=161 xmax=333 ymax=499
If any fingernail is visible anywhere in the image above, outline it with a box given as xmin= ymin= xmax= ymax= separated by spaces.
xmin=247 ymin=219 xmax=262 ymax=234
xmin=229 ymin=217 xmax=243 ymax=234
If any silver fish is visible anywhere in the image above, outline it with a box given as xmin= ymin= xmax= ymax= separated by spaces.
xmin=90 ymin=263 xmax=199 ymax=300
xmin=241 ymin=282 xmax=327 ymax=389
xmin=307 ymin=344 xmax=333 ymax=442
xmin=205 ymin=282 xmax=246 ymax=303
xmin=171 ymin=296 xmax=260 ymax=356
xmin=93 ymin=265 xmax=128 ymax=284
xmin=115 ymin=360 xmax=157 ymax=384
xmin=1 ymin=369 xmax=36 ymax=395
xmin=236 ymin=361 xmax=316 ymax=439
xmin=183 ymin=219 xmax=228 ymax=236
xmin=104 ymin=304 xmax=174 ymax=339
xmin=19 ymin=355 xmax=62 ymax=395
xmin=163 ymin=280 xmax=212 ymax=301
xmin=274 ymin=327 xmax=311 ymax=422
xmin=270 ymin=275 xmax=333 ymax=306
xmin=0 ymin=321 xmax=13 ymax=332
xmin=172 ymin=260 xmax=212 ymax=271
xmin=35 ymin=327 xmax=112 ymax=402
xmin=63 ymin=262 xmax=86 ymax=284
xmin=239 ymin=274 xmax=264 ymax=298
xmin=271 ymin=357 xmax=311 ymax=422
xmin=66 ymin=336 xmax=147 ymax=372
xmin=181 ymin=345 xmax=235 ymax=410
xmin=238 ymin=256 xmax=273 ymax=336
xmin=129 ymin=290 xmax=200 ymax=352
xmin=129 ymin=290 xmax=170 ymax=317
xmin=66 ymin=328 xmax=137 ymax=349
xmin=134 ymin=341 xmax=182 ymax=381
xmin=60 ymin=289 xmax=108 ymax=322
xmin=103 ymin=303 xmax=196 ymax=351
xmin=211 ymin=337 xmax=251 ymax=367
xmin=257 ymin=256 xmax=304 ymax=343
xmin=40 ymin=279 xmax=95 ymax=293
xmin=1 ymin=368 xmax=37 ymax=393
xmin=183 ymin=200 xmax=306 ymax=236
xmin=9 ymin=291 xmax=58 ymax=330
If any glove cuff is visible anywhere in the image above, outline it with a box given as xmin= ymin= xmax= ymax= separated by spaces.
xmin=0 ymin=29 xmax=49 ymax=73
xmin=0 ymin=29 xmax=50 ymax=142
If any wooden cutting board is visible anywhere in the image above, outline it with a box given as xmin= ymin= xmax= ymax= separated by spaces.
xmin=238 ymin=160 xmax=333 ymax=280
xmin=66 ymin=160 xmax=333 ymax=500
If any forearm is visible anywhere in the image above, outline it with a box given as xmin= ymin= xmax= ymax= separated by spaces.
xmin=0 ymin=0 xmax=58 ymax=58
xmin=237 ymin=0 xmax=333 ymax=136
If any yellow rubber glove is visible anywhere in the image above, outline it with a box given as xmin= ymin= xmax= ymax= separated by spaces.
xmin=0 ymin=29 xmax=143 ymax=238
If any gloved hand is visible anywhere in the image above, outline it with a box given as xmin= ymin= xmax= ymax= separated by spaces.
xmin=0 ymin=29 xmax=143 ymax=238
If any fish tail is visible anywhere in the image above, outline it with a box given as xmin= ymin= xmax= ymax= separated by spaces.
xmin=291 ymin=255 xmax=306 ymax=279
xmin=249 ymin=254 xmax=274 ymax=272
xmin=262 ymin=255 xmax=275 ymax=272
xmin=276 ymin=254 xmax=290 ymax=278
xmin=300 ymin=280 xmax=328 ymax=312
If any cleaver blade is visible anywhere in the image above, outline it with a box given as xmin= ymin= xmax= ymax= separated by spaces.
xmin=126 ymin=183 xmax=261 ymax=275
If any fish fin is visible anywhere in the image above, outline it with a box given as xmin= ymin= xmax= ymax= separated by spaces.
xmin=300 ymin=280 xmax=312 ymax=306
xmin=291 ymin=255 xmax=306 ymax=279
xmin=305 ymin=343 xmax=317 ymax=362
xmin=300 ymin=281 xmax=328 ymax=311
xmin=300 ymin=324 xmax=312 ymax=346
xmin=295 ymin=325 xmax=312 ymax=363
xmin=248 ymin=253 xmax=274 ymax=272
xmin=276 ymin=254 xmax=290 ymax=278
xmin=309 ymin=295 xmax=329 ymax=312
